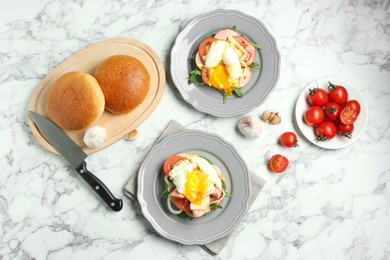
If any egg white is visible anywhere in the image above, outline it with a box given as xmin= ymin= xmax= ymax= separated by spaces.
xmin=204 ymin=41 xmax=242 ymax=84
xmin=223 ymin=46 xmax=241 ymax=81
xmin=205 ymin=40 xmax=227 ymax=68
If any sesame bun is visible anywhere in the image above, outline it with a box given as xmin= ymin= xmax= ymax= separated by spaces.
xmin=93 ymin=55 xmax=150 ymax=114
xmin=47 ymin=71 xmax=105 ymax=130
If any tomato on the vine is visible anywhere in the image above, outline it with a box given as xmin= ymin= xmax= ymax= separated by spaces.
xmin=308 ymin=88 xmax=329 ymax=106
xmin=269 ymin=154 xmax=289 ymax=173
xmin=324 ymin=102 xmax=341 ymax=121
xmin=340 ymin=105 xmax=358 ymax=125
xmin=280 ymin=132 xmax=299 ymax=147
xmin=304 ymin=106 xmax=324 ymax=126
xmin=328 ymin=82 xmax=348 ymax=105
xmin=316 ymin=121 xmax=337 ymax=141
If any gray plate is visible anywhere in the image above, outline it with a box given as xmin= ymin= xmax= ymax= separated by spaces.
xmin=137 ymin=130 xmax=251 ymax=245
xmin=170 ymin=9 xmax=280 ymax=117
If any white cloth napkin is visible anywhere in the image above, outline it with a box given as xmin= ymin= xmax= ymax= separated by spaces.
xmin=123 ymin=120 xmax=266 ymax=255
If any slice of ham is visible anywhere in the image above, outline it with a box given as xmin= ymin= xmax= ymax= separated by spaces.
xmin=169 ymin=189 xmax=185 ymax=200
xmin=192 ymin=206 xmax=211 ymax=218
xmin=210 ymin=186 xmax=223 ymax=201
xmin=195 ymin=51 xmax=204 ymax=69
xmin=214 ymin=29 xmax=240 ymax=40
xmin=239 ymin=68 xmax=252 ymax=88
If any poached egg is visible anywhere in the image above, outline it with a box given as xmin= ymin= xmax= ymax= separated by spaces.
xmin=168 ymin=154 xmax=222 ymax=210
xmin=202 ymin=39 xmax=245 ymax=94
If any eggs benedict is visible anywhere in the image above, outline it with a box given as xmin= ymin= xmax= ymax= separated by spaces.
xmin=161 ymin=153 xmax=228 ymax=218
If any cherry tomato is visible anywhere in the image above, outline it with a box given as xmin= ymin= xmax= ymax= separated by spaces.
xmin=315 ymin=121 xmax=337 ymax=141
xmin=324 ymin=102 xmax=341 ymax=121
xmin=328 ymin=82 xmax=348 ymax=105
xmin=280 ymin=132 xmax=299 ymax=147
xmin=198 ymin=38 xmax=217 ymax=61
xmin=304 ymin=106 xmax=325 ymax=126
xmin=344 ymin=100 xmax=361 ymax=115
xmin=232 ymin=36 xmax=256 ymax=65
xmin=163 ymin=155 xmax=184 ymax=175
xmin=269 ymin=154 xmax=289 ymax=173
xmin=337 ymin=122 xmax=354 ymax=138
xmin=340 ymin=105 xmax=358 ymax=125
xmin=308 ymin=88 xmax=329 ymax=106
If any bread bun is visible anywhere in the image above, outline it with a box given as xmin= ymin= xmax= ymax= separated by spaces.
xmin=47 ymin=71 xmax=105 ymax=130
xmin=93 ymin=55 xmax=150 ymax=114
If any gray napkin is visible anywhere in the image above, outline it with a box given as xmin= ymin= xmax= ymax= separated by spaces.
xmin=123 ymin=120 xmax=266 ymax=255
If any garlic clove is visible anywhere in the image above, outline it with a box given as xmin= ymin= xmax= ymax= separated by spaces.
xmin=126 ymin=130 xmax=139 ymax=140
xmin=83 ymin=126 xmax=107 ymax=148
xmin=270 ymin=113 xmax=281 ymax=124
xmin=261 ymin=110 xmax=281 ymax=125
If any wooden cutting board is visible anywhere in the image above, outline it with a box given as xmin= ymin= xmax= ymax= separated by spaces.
xmin=27 ymin=38 xmax=166 ymax=155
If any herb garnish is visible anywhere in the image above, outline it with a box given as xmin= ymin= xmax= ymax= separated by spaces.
xmin=159 ymin=188 xmax=171 ymax=199
xmin=250 ymin=62 xmax=261 ymax=71
xmin=233 ymin=88 xmax=243 ymax=98
xmin=188 ymin=68 xmax=203 ymax=85
xmin=200 ymin=156 xmax=214 ymax=165
xmin=210 ymin=204 xmax=223 ymax=210
xmin=221 ymin=179 xmax=227 ymax=191
xmin=178 ymin=211 xmax=194 ymax=220
xmin=223 ymin=92 xmax=229 ymax=104
xmin=250 ymin=41 xmax=261 ymax=50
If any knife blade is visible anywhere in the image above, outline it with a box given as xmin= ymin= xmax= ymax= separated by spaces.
xmin=29 ymin=111 xmax=123 ymax=211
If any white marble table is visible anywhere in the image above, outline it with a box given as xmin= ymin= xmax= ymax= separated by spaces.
xmin=1 ymin=0 xmax=390 ymax=259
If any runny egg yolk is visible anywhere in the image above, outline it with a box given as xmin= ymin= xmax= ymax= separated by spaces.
xmin=208 ymin=64 xmax=237 ymax=95
xmin=183 ymin=169 xmax=210 ymax=205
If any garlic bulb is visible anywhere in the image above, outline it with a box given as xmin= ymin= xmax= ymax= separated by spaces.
xmin=83 ymin=126 xmax=107 ymax=148
xmin=237 ymin=115 xmax=263 ymax=139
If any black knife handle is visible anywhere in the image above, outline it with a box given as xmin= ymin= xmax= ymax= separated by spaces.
xmin=76 ymin=161 xmax=123 ymax=211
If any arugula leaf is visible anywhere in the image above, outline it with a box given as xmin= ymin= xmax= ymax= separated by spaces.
xmin=231 ymin=25 xmax=237 ymax=32
xmin=160 ymin=188 xmax=171 ymax=199
xmin=210 ymin=204 xmax=223 ymax=210
xmin=178 ymin=211 xmax=194 ymax=220
xmin=188 ymin=68 xmax=202 ymax=85
xmin=223 ymin=92 xmax=228 ymax=104
xmin=220 ymin=180 xmax=232 ymax=197
xmin=208 ymin=33 xmax=216 ymax=38
xmin=200 ymin=156 xmax=214 ymax=165
xmin=233 ymin=88 xmax=243 ymax=98
xmin=250 ymin=41 xmax=261 ymax=50
xmin=250 ymin=62 xmax=261 ymax=71
xmin=221 ymin=179 xmax=227 ymax=191
xmin=224 ymin=191 xmax=233 ymax=198
xmin=190 ymin=68 xmax=201 ymax=76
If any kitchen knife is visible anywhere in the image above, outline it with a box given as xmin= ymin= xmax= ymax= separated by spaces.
xmin=29 ymin=111 xmax=123 ymax=211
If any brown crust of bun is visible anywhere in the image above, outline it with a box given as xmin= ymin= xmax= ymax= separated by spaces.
xmin=47 ymin=71 xmax=105 ymax=130
xmin=93 ymin=55 xmax=150 ymax=114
